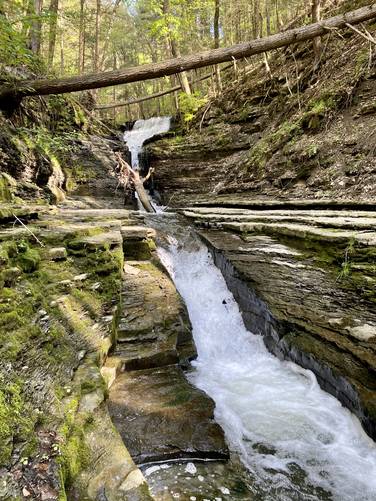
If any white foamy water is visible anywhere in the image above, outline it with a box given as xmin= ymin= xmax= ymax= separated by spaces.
xmin=123 ymin=116 xmax=171 ymax=168
xmin=158 ymin=236 xmax=376 ymax=500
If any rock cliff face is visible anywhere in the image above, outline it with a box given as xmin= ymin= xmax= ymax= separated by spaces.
xmin=147 ymin=27 xmax=376 ymax=207
xmin=0 ymin=200 xmax=229 ymax=499
xmin=146 ymin=21 xmax=376 ymax=441
xmin=183 ymin=207 xmax=376 ymax=439
xmin=0 ymin=96 xmax=129 ymax=208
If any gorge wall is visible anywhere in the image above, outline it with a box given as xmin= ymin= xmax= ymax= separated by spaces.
xmin=146 ymin=13 xmax=376 ymax=442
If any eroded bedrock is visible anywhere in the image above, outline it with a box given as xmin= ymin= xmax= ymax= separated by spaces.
xmin=105 ymin=224 xmax=228 ymax=467
xmin=181 ymin=205 xmax=376 ymax=440
xmin=109 ymin=365 xmax=229 ymax=464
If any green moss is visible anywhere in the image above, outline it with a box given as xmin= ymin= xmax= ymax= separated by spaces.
xmin=0 ymin=310 xmax=22 ymax=329
xmin=247 ymin=120 xmax=301 ymax=170
xmin=0 ymin=380 xmax=37 ymax=466
xmin=16 ymin=247 xmax=41 ymax=273
xmin=301 ymin=94 xmax=338 ymax=130
xmin=0 ymin=174 xmax=15 ymax=202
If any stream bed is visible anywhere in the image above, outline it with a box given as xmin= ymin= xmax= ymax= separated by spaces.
xmin=144 ymin=215 xmax=376 ymax=501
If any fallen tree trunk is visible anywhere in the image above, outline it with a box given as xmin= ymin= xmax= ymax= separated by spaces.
xmin=132 ymin=173 xmax=155 ymax=213
xmin=96 ymin=84 xmax=182 ymax=110
xmin=1 ymin=4 xmax=375 ymax=104
xmin=115 ymin=153 xmax=155 ymax=213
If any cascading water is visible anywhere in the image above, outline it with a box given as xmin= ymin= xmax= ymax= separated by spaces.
xmin=123 ymin=116 xmax=171 ymax=168
xmin=153 ymin=221 xmax=376 ymax=501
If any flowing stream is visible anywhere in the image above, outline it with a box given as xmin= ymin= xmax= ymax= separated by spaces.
xmin=154 ymin=224 xmax=376 ymax=500
xmin=126 ymin=118 xmax=376 ymax=500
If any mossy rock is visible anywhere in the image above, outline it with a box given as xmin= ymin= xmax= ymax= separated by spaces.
xmin=0 ymin=381 xmax=37 ymax=466
xmin=0 ymin=173 xmax=17 ymax=202
xmin=16 ymin=247 xmax=41 ymax=273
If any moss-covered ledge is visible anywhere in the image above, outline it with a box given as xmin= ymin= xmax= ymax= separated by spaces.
xmin=0 ymin=207 xmax=152 ymax=500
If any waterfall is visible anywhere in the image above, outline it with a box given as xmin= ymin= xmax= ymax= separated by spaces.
xmin=123 ymin=116 xmax=171 ymax=169
xmin=157 ymin=231 xmax=376 ymax=501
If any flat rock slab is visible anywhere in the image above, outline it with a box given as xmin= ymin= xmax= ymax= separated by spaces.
xmin=191 ymin=197 xmax=376 ymax=211
xmin=108 ymin=365 xmax=229 ymax=464
xmin=121 ymin=225 xmax=156 ymax=240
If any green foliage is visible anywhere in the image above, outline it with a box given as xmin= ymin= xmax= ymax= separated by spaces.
xmin=337 ymin=238 xmax=356 ymax=281
xmin=0 ymin=11 xmax=38 ymax=71
xmin=178 ymin=92 xmax=208 ymax=124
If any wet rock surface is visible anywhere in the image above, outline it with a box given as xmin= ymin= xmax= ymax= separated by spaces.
xmin=106 ymin=223 xmax=228 ymax=470
xmin=109 ymin=365 xmax=229 ymax=464
xmin=148 ymin=38 xmax=376 ymax=208
xmin=180 ymin=206 xmax=376 ymax=439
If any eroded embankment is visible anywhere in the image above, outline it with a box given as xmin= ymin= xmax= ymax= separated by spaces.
xmin=154 ymin=219 xmax=376 ymax=500
xmin=0 ymin=200 xmax=234 ymax=500
xmin=178 ymin=206 xmax=376 ymax=441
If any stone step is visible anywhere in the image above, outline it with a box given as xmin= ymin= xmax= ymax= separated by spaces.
xmin=108 ymin=365 xmax=229 ymax=465
xmin=115 ymin=342 xmax=179 ymax=371
xmin=113 ymin=260 xmax=194 ymax=371
xmin=187 ymin=215 xmax=376 ymax=248
xmin=58 ymin=208 xmax=133 ymax=218
xmin=183 ymin=209 xmax=376 ymax=231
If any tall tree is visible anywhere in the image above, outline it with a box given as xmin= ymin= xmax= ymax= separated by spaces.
xmin=94 ymin=0 xmax=101 ymax=72
xmin=78 ymin=0 xmax=85 ymax=73
xmin=47 ymin=0 xmax=58 ymax=68
xmin=28 ymin=0 xmax=43 ymax=54
xmin=162 ymin=0 xmax=191 ymax=95
xmin=312 ymin=0 xmax=321 ymax=61
xmin=213 ymin=0 xmax=222 ymax=92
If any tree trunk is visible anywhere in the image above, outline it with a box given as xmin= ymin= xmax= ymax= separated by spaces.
xmin=312 ymin=0 xmax=322 ymax=61
xmin=95 ymin=63 xmax=234 ymax=110
xmin=162 ymin=0 xmax=191 ymax=95
xmin=99 ymin=0 xmax=121 ymax=71
xmin=265 ymin=0 xmax=272 ymax=36
xmin=29 ymin=0 xmax=43 ymax=55
xmin=78 ymin=0 xmax=85 ymax=73
xmin=94 ymin=0 xmax=101 ymax=72
xmin=60 ymin=14 xmax=64 ymax=74
xmin=133 ymin=174 xmax=155 ymax=213
xmin=2 ymin=5 xmax=376 ymax=102
xmin=213 ymin=0 xmax=222 ymax=92
xmin=47 ymin=0 xmax=59 ymax=68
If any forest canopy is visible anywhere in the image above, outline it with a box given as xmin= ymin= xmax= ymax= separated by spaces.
xmin=0 ymin=0 xmax=335 ymax=118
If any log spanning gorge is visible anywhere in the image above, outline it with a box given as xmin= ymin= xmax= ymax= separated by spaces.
xmin=117 ymin=117 xmax=376 ymax=500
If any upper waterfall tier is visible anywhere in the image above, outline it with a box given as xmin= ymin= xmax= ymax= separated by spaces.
xmin=123 ymin=116 xmax=171 ymax=169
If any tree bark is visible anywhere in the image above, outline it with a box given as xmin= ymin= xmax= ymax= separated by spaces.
xmin=115 ymin=154 xmax=155 ymax=213
xmin=312 ymin=0 xmax=322 ymax=61
xmin=78 ymin=0 xmax=85 ymax=73
xmin=213 ymin=0 xmax=222 ymax=92
xmin=94 ymin=0 xmax=101 ymax=72
xmin=95 ymin=63 xmax=234 ymax=110
xmin=60 ymin=13 xmax=64 ymax=74
xmin=47 ymin=0 xmax=59 ymax=68
xmin=162 ymin=0 xmax=191 ymax=95
xmin=29 ymin=0 xmax=43 ymax=55
xmin=2 ymin=4 xmax=376 ymax=102
xmin=98 ymin=0 xmax=121 ymax=71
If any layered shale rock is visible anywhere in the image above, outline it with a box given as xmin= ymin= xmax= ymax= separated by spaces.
xmin=181 ymin=205 xmax=376 ymax=439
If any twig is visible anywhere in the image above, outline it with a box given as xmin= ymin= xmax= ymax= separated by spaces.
xmin=345 ymin=23 xmax=376 ymax=45
xmin=360 ymin=23 xmax=376 ymax=44
xmin=13 ymin=214 xmax=45 ymax=247
xmin=199 ymin=103 xmax=211 ymax=132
